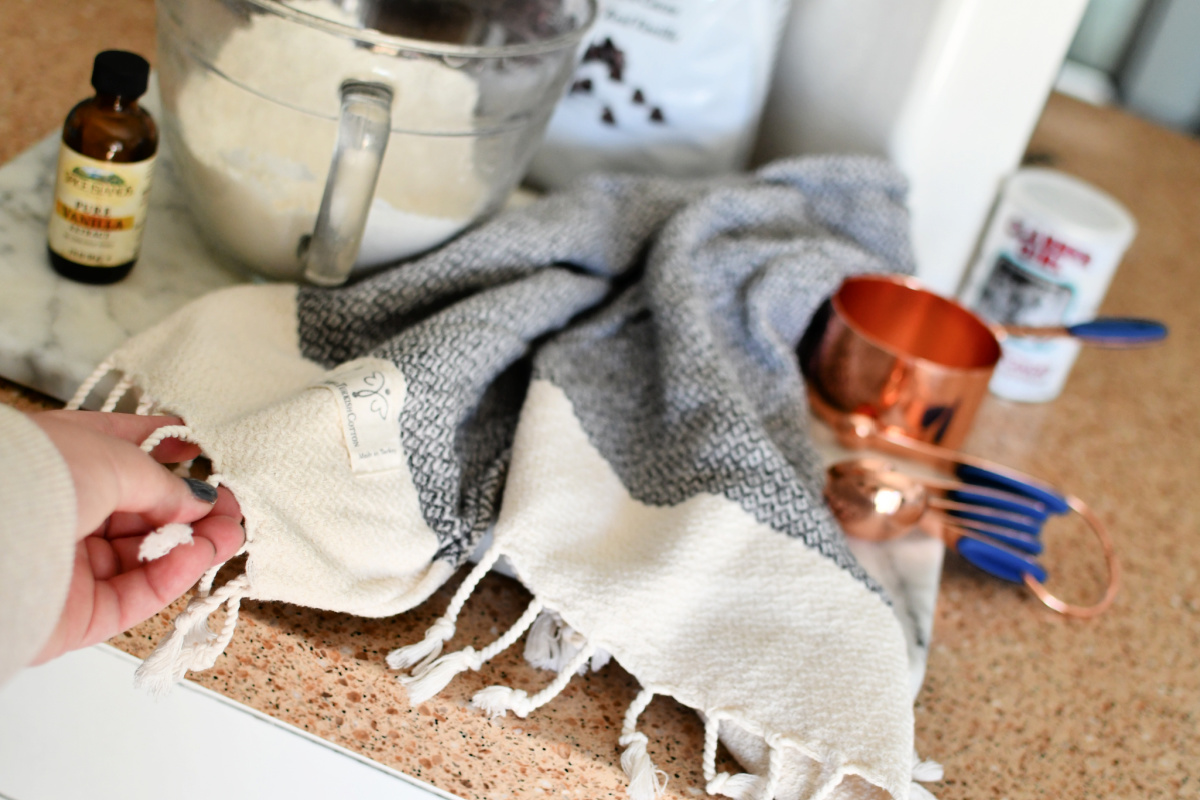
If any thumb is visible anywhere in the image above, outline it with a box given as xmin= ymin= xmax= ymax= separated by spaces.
xmin=32 ymin=412 xmax=218 ymax=538
xmin=107 ymin=452 xmax=220 ymax=533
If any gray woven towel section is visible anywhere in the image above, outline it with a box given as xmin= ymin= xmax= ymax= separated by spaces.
xmin=296 ymin=155 xmax=915 ymax=588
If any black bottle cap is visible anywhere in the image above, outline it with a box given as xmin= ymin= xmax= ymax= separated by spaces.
xmin=91 ymin=50 xmax=150 ymax=99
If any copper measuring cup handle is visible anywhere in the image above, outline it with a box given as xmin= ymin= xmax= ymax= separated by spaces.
xmin=809 ymin=389 xmax=1121 ymax=617
xmin=997 ymin=317 xmax=1169 ymax=347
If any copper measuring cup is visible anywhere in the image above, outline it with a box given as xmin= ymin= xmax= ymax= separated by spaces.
xmin=799 ymin=274 xmax=1000 ymax=449
xmin=798 ymin=273 xmax=1166 ymax=449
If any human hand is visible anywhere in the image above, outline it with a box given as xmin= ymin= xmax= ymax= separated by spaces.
xmin=29 ymin=410 xmax=245 ymax=664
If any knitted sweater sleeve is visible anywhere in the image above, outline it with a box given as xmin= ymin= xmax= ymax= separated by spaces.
xmin=0 ymin=405 xmax=77 ymax=687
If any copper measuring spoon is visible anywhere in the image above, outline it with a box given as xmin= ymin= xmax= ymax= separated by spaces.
xmin=825 ymin=458 xmax=1046 ymax=548
xmin=825 ymin=457 xmax=1120 ymax=617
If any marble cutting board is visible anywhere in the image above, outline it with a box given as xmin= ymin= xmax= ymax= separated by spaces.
xmin=0 ymin=95 xmax=248 ymax=403
xmin=0 ymin=102 xmax=942 ymax=694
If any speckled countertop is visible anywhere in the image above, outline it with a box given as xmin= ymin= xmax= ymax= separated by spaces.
xmin=3 ymin=3 xmax=1198 ymax=798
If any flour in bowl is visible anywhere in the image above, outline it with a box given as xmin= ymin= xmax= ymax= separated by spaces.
xmin=163 ymin=0 xmax=486 ymax=280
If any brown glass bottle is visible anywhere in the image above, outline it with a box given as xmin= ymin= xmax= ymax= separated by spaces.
xmin=47 ymin=51 xmax=158 ymax=285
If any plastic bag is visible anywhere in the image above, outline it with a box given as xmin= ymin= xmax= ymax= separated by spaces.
xmin=526 ymin=0 xmax=792 ymax=189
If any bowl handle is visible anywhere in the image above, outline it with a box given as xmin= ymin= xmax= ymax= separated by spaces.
xmin=302 ymin=80 xmax=393 ymax=287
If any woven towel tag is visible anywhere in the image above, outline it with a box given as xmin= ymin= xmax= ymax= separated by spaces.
xmin=316 ymin=359 xmax=405 ymax=473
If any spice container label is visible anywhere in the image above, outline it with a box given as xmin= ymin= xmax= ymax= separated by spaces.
xmin=959 ymin=168 xmax=1136 ymax=403
xmin=47 ymin=145 xmax=156 ymax=269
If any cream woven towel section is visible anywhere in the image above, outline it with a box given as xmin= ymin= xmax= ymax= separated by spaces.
xmin=72 ymin=157 xmax=932 ymax=800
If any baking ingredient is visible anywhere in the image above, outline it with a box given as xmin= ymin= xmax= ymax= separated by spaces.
xmin=166 ymin=0 xmax=484 ymax=280
xmin=526 ymin=0 xmax=791 ymax=188
xmin=959 ymin=168 xmax=1137 ymax=402
xmin=48 ymin=50 xmax=157 ymax=285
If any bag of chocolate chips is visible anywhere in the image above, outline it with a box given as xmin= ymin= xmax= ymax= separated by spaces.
xmin=527 ymin=0 xmax=792 ymax=188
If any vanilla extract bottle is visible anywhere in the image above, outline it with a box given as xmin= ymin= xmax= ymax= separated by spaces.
xmin=47 ymin=50 xmax=157 ymax=284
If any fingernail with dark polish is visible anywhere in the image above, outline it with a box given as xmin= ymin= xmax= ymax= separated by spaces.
xmin=185 ymin=478 xmax=218 ymax=504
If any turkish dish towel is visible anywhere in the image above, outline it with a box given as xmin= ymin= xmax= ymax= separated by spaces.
xmin=71 ymin=156 xmax=936 ymax=800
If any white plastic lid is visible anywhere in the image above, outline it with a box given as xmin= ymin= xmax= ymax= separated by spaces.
xmin=1006 ymin=167 xmax=1137 ymax=248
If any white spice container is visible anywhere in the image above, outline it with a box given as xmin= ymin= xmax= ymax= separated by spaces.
xmin=958 ymin=168 xmax=1137 ymax=403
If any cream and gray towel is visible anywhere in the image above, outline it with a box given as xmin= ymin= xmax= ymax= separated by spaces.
xmin=74 ymin=156 xmax=934 ymax=799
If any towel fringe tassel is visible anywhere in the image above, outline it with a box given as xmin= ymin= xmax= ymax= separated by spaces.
xmin=400 ymin=598 xmax=544 ymax=704
xmin=910 ymin=784 xmax=939 ymax=800
xmin=72 ymin=367 xmax=255 ymax=701
xmin=196 ymin=562 xmax=222 ymax=599
xmin=74 ymin=372 xmax=198 ymax=480
xmin=911 ymin=752 xmax=943 ymax=783
xmin=136 ymin=421 xmax=208 ymax=482
xmin=135 ymin=391 xmax=158 ymax=416
xmin=138 ymin=424 xmax=198 ymax=455
xmin=387 ymin=546 xmax=502 ymax=673
xmin=66 ymin=361 xmax=114 ymax=410
xmin=401 ymin=646 xmax=483 ymax=704
xmin=387 ymin=618 xmax=456 ymax=673
xmin=523 ymin=609 xmax=611 ymax=675
xmin=762 ymin=739 xmax=784 ymax=800
xmin=471 ymin=639 xmax=596 ymax=719
xmin=137 ymin=523 xmax=194 ymax=562
xmin=702 ymin=713 xmax=766 ymax=799
xmin=706 ymin=771 xmax=763 ymax=800
xmin=618 ymin=687 xmax=668 ymax=800
xmin=99 ymin=375 xmax=133 ymax=412
xmin=620 ymin=732 xmax=669 ymax=800
xmin=910 ymin=751 xmax=943 ymax=799
xmin=523 ymin=609 xmax=567 ymax=672
xmin=470 ymin=685 xmax=530 ymax=718
xmin=128 ymin=389 xmax=200 ymax=478
xmin=134 ymin=572 xmax=251 ymax=696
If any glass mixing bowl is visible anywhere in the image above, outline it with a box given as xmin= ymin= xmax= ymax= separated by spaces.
xmin=156 ymin=0 xmax=595 ymax=284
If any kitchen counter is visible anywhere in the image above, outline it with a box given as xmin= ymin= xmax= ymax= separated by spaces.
xmin=3 ymin=3 xmax=1198 ymax=798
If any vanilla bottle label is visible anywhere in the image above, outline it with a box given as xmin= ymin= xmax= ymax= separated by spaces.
xmin=47 ymin=145 xmax=156 ymax=268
